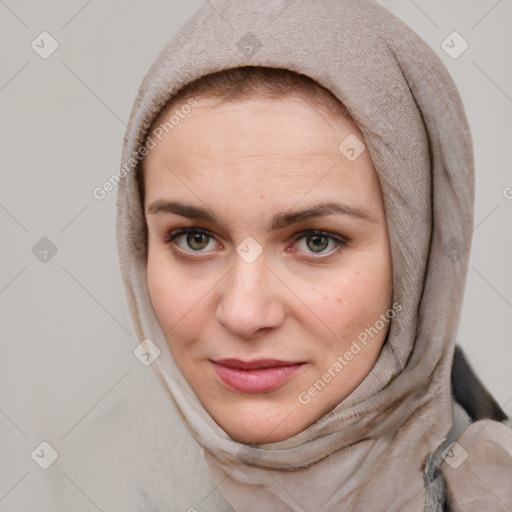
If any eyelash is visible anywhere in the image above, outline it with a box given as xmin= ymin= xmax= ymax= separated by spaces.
xmin=161 ymin=227 xmax=348 ymax=259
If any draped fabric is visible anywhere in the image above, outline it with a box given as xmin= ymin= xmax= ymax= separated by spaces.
xmin=114 ymin=1 xmax=512 ymax=509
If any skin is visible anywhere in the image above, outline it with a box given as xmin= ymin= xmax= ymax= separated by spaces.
xmin=143 ymin=95 xmax=393 ymax=443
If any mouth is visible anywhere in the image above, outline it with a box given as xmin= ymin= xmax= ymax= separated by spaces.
xmin=211 ymin=358 xmax=306 ymax=393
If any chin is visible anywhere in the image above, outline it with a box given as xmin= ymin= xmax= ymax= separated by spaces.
xmin=226 ymin=425 xmax=299 ymax=444
xmin=212 ymin=404 xmax=306 ymax=444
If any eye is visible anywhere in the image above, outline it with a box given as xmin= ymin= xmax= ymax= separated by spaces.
xmin=292 ymin=230 xmax=347 ymax=257
xmin=164 ymin=228 xmax=218 ymax=253
xmin=161 ymin=228 xmax=347 ymax=258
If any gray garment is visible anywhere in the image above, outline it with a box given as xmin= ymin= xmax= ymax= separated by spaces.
xmin=423 ymin=402 xmax=471 ymax=512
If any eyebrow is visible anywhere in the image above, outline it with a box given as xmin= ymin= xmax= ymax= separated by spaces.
xmin=146 ymin=199 xmax=377 ymax=230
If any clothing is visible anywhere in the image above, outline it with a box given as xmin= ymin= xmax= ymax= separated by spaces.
xmin=114 ymin=0 xmax=512 ymax=510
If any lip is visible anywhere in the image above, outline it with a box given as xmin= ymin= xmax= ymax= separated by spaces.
xmin=211 ymin=358 xmax=305 ymax=393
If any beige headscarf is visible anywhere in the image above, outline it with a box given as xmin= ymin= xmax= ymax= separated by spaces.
xmin=115 ymin=1 xmax=512 ymax=510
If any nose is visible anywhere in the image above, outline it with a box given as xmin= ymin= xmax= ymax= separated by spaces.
xmin=216 ymin=258 xmax=286 ymax=339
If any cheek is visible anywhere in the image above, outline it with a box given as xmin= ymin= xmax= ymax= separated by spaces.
xmin=327 ymin=279 xmax=374 ymax=336
xmin=307 ymin=260 xmax=392 ymax=338
xmin=146 ymin=251 xmax=207 ymax=340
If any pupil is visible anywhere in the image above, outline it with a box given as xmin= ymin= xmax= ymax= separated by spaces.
xmin=308 ymin=235 xmax=328 ymax=252
xmin=187 ymin=233 xmax=208 ymax=250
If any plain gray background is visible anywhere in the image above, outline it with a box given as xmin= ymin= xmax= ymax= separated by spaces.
xmin=1 ymin=1 xmax=511 ymax=509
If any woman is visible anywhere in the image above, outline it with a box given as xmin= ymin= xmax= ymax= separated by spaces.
xmin=115 ymin=0 xmax=512 ymax=510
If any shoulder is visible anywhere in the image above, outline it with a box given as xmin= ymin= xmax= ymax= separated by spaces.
xmin=442 ymin=419 xmax=512 ymax=511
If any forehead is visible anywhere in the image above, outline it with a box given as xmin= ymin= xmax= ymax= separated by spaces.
xmin=143 ymin=95 xmax=379 ymax=202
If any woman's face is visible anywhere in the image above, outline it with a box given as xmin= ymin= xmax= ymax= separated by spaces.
xmin=144 ymin=95 xmax=393 ymax=443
